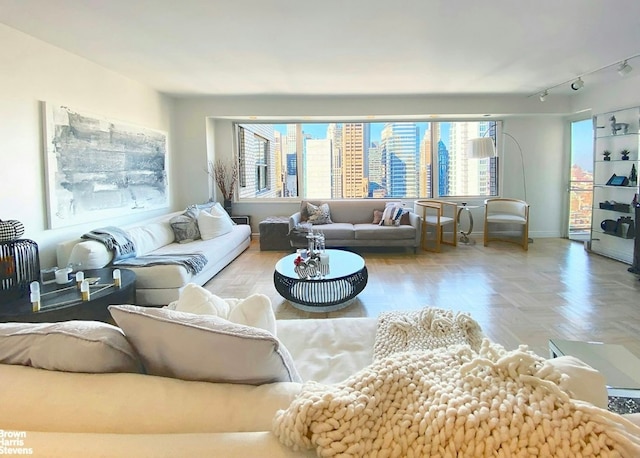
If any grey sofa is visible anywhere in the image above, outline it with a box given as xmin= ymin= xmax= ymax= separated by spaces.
xmin=289 ymin=200 xmax=421 ymax=251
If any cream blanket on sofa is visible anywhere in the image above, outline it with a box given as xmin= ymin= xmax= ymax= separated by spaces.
xmin=273 ymin=310 xmax=640 ymax=457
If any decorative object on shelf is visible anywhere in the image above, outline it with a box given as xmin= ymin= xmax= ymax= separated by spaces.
xmin=610 ymin=115 xmax=629 ymax=135
xmin=601 ymin=219 xmax=618 ymax=234
xmin=606 ymin=174 xmax=630 ymax=186
xmin=599 ymin=201 xmax=631 ymax=212
xmin=207 ymin=159 xmax=238 ymax=216
xmin=0 ymin=239 xmax=40 ymax=303
xmin=603 ymin=150 xmax=611 ymax=161
xmin=601 ymin=217 xmax=635 ymax=238
xmin=621 ymin=149 xmax=631 ymax=160
xmin=618 ymin=216 xmax=635 ymax=239
xmin=0 ymin=219 xmax=25 ymax=242
xmin=630 ymin=164 xmax=638 ymax=186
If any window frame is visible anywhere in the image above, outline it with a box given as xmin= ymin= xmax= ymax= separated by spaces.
xmin=233 ymin=120 xmax=500 ymax=201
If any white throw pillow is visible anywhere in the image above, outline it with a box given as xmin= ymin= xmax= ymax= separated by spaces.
xmin=169 ymin=283 xmax=231 ymax=317
xmin=109 ymin=305 xmax=301 ymax=385
xmin=0 ymin=321 xmax=142 ymax=373
xmin=197 ymin=209 xmax=233 ymax=240
xmin=227 ymin=294 xmax=277 ymax=336
xmin=167 ymin=283 xmax=276 ymax=335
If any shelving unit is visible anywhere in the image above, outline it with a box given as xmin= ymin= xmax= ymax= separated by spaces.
xmin=590 ymin=107 xmax=640 ymax=264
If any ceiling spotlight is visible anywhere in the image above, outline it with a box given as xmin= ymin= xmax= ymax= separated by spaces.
xmin=618 ymin=60 xmax=633 ymax=76
xmin=570 ymin=77 xmax=584 ymax=91
xmin=539 ymin=90 xmax=548 ymax=102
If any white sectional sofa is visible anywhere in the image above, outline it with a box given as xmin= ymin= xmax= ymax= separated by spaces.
xmin=2 ymin=309 xmax=640 ymax=457
xmin=56 ymin=205 xmax=251 ymax=306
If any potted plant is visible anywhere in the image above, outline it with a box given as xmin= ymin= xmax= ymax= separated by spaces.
xmin=207 ymin=159 xmax=238 ymax=215
xmin=621 ymin=149 xmax=631 ymax=160
xmin=603 ymin=150 xmax=611 ymax=161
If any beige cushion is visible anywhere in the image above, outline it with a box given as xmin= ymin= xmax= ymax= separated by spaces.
xmin=0 ymin=321 xmax=142 ymax=373
xmin=306 ymin=202 xmax=333 ymax=225
xmin=0 ymin=364 xmax=302 ymax=434
xmin=109 ymin=305 xmax=300 ymax=384
xmin=197 ymin=209 xmax=233 ymax=240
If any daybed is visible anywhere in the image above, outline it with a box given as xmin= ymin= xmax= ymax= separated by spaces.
xmin=2 ymin=302 xmax=640 ymax=457
xmin=289 ymin=199 xmax=421 ymax=251
xmin=56 ymin=202 xmax=251 ymax=306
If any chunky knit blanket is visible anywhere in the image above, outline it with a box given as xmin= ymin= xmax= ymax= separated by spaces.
xmin=373 ymin=308 xmax=484 ymax=360
xmin=273 ymin=312 xmax=640 ymax=457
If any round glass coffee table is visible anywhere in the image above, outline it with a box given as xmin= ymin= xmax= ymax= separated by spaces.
xmin=273 ymin=249 xmax=368 ymax=312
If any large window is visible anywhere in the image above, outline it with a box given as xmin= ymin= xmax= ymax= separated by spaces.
xmin=236 ymin=121 xmax=498 ymax=199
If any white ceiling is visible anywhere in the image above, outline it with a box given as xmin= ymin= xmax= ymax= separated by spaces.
xmin=1 ymin=0 xmax=640 ymax=98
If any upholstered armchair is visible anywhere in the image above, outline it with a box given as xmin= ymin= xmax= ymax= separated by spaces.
xmin=483 ymin=198 xmax=530 ymax=250
xmin=414 ymin=200 xmax=457 ymax=252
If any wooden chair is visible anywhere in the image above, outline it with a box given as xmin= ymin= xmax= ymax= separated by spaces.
xmin=483 ymin=198 xmax=530 ymax=250
xmin=414 ymin=200 xmax=457 ymax=252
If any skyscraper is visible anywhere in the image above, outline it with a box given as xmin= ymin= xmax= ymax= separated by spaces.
xmin=327 ymin=123 xmax=343 ymax=198
xmin=381 ymin=122 xmax=419 ymax=197
xmin=342 ymin=123 xmax=369 ymax=198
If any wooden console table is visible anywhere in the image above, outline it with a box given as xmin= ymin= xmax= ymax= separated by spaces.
xmin=0 ymin=268 xmax=136 ymax=324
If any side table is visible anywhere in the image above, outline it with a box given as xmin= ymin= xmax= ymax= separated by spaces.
xmin=0 ymin=268 xmax=136 ymax=324
xmin=230 ymin=215 xmax=250 ymax=225
xmin=457 ymin=204 xmax=479 ymax=245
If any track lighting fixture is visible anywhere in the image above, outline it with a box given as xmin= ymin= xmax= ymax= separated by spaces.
xmin=618 ymin=60 xmax=633 ymax=76
xmin=529 ymin=53 xmax=640 ymax=100
xmin=570 ymin=77 xmax=584 ymax=91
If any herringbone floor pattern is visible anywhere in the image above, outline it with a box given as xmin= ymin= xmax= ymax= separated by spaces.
xmin=204 ymin=237 xmax=640 ymax=358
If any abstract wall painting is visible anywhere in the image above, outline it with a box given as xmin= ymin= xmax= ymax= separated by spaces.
xmin=43 ymin=103 xmax=168 ymax=228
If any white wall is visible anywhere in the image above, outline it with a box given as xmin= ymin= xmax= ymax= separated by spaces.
xmin=572 ymin=72 xmax=640 ymax=115
xmin=0 ymin=24 xmax=173 ymax=267
xmin=172 ymin=96 xmax=569 ymax=237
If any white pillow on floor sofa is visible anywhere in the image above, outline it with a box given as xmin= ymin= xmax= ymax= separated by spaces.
xmin=168 ymin=283 xmax=276 ymax=336
xmin=109 ymin=305 xmax=300 ymax=385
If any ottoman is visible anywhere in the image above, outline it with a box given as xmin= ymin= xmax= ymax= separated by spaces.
xmin=259 ymin=217 xmax=292 ymax=251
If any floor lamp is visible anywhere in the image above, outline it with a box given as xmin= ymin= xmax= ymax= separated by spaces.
xmin=468 ymin=133 xmax=532 ymax=243
xmin=467 ymin=133 xmax=527 ymax=203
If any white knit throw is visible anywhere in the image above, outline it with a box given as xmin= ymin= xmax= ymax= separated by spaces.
xmin=273 ymin=340 xmax=640 ymax=457
xmin=373 ymin=308 xmax=484 ymax=360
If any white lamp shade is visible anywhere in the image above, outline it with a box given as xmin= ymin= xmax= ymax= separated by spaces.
xmin=467 ymin=137 xmax=496 ymax=159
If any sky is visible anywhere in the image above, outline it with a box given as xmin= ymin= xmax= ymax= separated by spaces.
xmin=571 ymin=119 xmax=593 ymax=172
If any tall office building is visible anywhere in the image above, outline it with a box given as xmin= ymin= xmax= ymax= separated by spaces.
xmin=380 ymin=122 xmax=419 ymax=197
xmin=342 ymin=123 xmax=369 ymax=198
xmin=305 ymin=139 xmax=332 ymax=198
xmin=284 ymin=124 xmax=303 ymax=197
xmin=419 ymin=124 xmax=435 ymax=198
xmin=368 ymin=141 xmax=384 ymax=197
xmin=327 ymin=123 xmax=343 ymax=198
xmin=437 ymin=140 xmax=450 ymax=197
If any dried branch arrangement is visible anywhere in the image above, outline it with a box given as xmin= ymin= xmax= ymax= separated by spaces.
xmin=207 ymin=159 xmax=238 ymax=201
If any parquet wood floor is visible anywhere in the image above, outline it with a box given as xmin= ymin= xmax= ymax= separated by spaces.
xmin=203 ymin=237 xmax=640 ymax=358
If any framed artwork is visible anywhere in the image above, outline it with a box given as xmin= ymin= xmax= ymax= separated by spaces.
xmin=43 ymin=103 xmax=168 ymax=228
